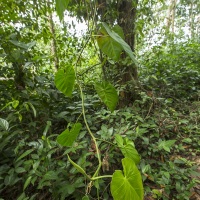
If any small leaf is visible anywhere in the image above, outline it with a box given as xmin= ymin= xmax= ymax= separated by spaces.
xmin=95 ymin=81 xmax=118 ymax=112
xmin=24 ymin=102 xmax=37 ymax=117
xmin=55 ymin=66 xmax=75 ymax=97
xmin=15 ymin=167 xmax=26 ymax=173
xmin=158 ymin=140 xmax=176 ymax=152
xmin=12 ymin=100 xmax=19 ymax=109
xmin=115 ymin=134 xmax=124 ymax=147
xmin=67 ymin=154 xmax=91 ymax=180
xmin=111 ymin=158 xmax=143 ymax=200
xmin=82 ymin=195 xmax=90 ymax=200
xmin=0 ymin=118 xmax=9 ymax=131
xmin=57 ymin=123 xmax=82 ymax=147
xmin=43 ymin=121 xmax=52 ymax=137
xmin=56 ymin=0 xmax=70 ymax=21
xmin=23 ymin=176 xmax=32 ymax=191
xmin=16 ymin=149 xmax=34 ymax=162
xmin=43 ymin=171 xmax=58 ymax=180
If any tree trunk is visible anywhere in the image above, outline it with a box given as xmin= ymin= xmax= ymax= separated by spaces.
xmin=117 ymin=0 xmax=138 ymax=107
xmin=166 ymin=0 xmax=177 ymax=34
xmin=47 ymin=0 xmax=59 ymax=71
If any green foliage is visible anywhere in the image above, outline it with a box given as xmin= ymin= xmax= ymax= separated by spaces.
xmin=97 ymin=22 xmax=137 ymax=64
xmin=95 ymin=81 xmax=118 ymax=112
xmin=55 ymin=66 xmax=75 ymax=97
xmin=111 ymin=158 xmax=144 ymax=200
xmin=56 ymin=0 xmax=70 ymax=21
xmin=97 ymin=25 xmax=123 ymax=61
xmin=0 ymin=0 xmax=199 ymax=199
xmin=115 ymin=134 xmax=140 ymax=165
xmin=57 ymin=123 xmax=82 ymax=146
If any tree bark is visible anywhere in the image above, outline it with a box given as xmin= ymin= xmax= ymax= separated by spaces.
xmin=47 ymin=0 xmax=59 ymax=71
xmin=117 ymin=0 xmax=138 ymax=107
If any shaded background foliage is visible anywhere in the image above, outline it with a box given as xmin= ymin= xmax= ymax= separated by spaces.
xmin=0 ymin=0 xmax=200 ymax=199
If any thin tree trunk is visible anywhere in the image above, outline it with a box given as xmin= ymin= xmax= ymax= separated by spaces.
xmin=171 ymin=0 xmax=177 ymax=33
xmin=47 ymin=0 xmax=59 ymax=71
xmin=166 ymin=0 xmax=177 ymax=33
xmin=189 ymin=1 xmax=194 ymax=39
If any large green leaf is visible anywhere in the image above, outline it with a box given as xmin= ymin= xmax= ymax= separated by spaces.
xmin=102 ymin=22 xmax=138 ymax=64
xmin=0 ymin=118 xmax=9 ymax=131
xmin=115 ymin=134 xmax=140 ymax=165
xmin=111 ymin=158 xmax=143 ymax=200
xmin=54 ymin=66 xmax=75 ymax=97
xmin=97 ymin=27 xmax=123 ymax=61
xmin=95 ymin=81 xmax=118 ymax=112
xmin=57 ymin=123 xmax=82 ymax=147
xmin=56 ymin=0 xmax=70 ymax=21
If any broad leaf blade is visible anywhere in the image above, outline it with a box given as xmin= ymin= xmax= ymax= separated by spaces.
xmin=95 ymin=82 xmax=118 ymax=112
xmin=102 ymin=22 xmax=138 ymax=64
xmin=57 ymin=123 xmax=82 ymax=147
xmin=97 ymin=27 xmax=123 ymax=61
xmin=115 ymin=134 xmax=140 ymax=164
xmin=55 ymin=66 xmax=75 ymax=97
xmin=111 ymin=158 xmax=143 ymax=200
xmin=56 ymin=0 xmax=70 ymax=21
xmin=121 ymin=144 xmax=140 ymax=165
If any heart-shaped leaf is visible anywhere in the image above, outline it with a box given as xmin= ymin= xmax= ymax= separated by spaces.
xmin=97 ymin=27 xmax=123 ymax=61
xmin=57 ymin=123 xmax=82 ymax=147
xmin=95 ymin=81 xmax=118 ymax=112
xmin=102 ymin=22 xmax=138 ymax=65
xmin=55 ymin=66 xmax=75 ymax=97
xmin=111 ymin=158 xmax=143 ymax=200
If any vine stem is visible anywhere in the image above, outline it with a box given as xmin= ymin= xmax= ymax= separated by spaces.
xmin=91 ymin=175 xmax=113 ymax=181
xmin=74 ymin=36 xmax=102 ymax=180
xmin=78 ymin=84 xmax=102 ymax=178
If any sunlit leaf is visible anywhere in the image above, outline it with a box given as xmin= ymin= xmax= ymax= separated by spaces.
xmin=55 ymin=66 xmax=75 ymax=97
xmin=0 ymin=118 xmax=9 ymax=131
xmin=12 ymin=100 xmax=19 ymax=109
xmin=95 ymin=81 xmax=118 ymax=112
xmin=57 ymin=123 xmax=82 ymax=147
xmin=111 ymin=158 xmax=143 ymax=200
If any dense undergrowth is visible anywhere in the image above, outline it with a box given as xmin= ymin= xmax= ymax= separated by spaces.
xmin=0 ymin=41 xmax=200 ymax=200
